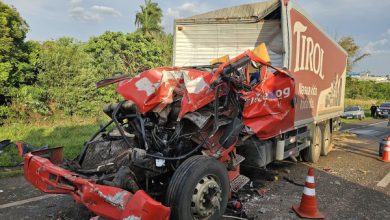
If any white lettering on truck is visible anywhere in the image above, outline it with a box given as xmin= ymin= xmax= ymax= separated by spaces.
xmin=293 ymin=21 xmax=325 ymax=80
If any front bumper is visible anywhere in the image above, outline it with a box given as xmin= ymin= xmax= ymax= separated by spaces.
xmin=24 ymin=152 xmax=170 ymax=220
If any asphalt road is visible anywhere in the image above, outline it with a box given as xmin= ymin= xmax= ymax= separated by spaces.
xmin=0 ymin=119 xmax=389 ymax=220
xmin=341 ymin=118 xmax=389 ymax=140
xmin=233 ymin=119 xmax=390 ymax=220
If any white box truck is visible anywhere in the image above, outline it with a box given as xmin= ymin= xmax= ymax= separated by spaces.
xmin=173 ymin=0 xmax=347 ymax=164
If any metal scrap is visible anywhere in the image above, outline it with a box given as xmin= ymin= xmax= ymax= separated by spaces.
xmin=96 ymin=190 xmax=127 ymax=210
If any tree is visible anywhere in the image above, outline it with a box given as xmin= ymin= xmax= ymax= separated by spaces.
xmin=38 ymin=37 xmax=87 ymax=88
xmin=0 ymin=1 xmax=30 ymax=94
xmin=0 ymin=2 xmax=40 ymax=121
xmin=338 ymin=36 xmax=370 ymax=73
xmin=85 ymin=31 xmax=165 ymax=76
xmin=135 ymin=0 xmax=163 ymax=35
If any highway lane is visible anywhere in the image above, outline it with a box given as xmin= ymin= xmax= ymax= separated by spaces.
xmin=341 ymin=119 xmax=389 ymax=140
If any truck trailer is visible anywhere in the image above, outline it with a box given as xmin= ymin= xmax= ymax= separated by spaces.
xmin=22 ymin=0 xmax=347 ymax=220
xmin=173 ymin=0 xmax=347 ymax=163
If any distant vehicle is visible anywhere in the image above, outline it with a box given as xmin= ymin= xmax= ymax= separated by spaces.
xmin=342 ymin=106 xmax=365 ymax=119
xmin=377 ymin=102 xmax=390 ymax=118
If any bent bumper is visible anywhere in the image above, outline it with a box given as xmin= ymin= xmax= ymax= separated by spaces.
xmin=24 ymin=152 xmax=170 ymax=220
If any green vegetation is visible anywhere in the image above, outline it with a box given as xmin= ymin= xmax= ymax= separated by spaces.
xmin=0 ymin=1 xmax=171 ymax=124
xmin=0 ymin=116 xmax=105 ymax=167
xmin=345 ymin=77 xmax=390 ymax=101
xmin=0 ymin=0 xmax=170 ymax=175
xmin=339 ymin=36 xmax=389 ymax=115
xmin=0 ymin=170 xmax=23 ymax=178
xmin=135 ymin=0 xmax=163 ymax=35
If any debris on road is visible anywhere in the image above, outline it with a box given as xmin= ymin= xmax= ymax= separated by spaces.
xmin=282 ymin=177 xmax=304 ymax=187
xmin=255 ymin=187 xmax=269 ymax=195
xmin=357 ymin=169 xmax=368 ymax=175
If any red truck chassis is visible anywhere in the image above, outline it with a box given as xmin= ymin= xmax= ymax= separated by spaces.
xmin=24 ymin=149 xmax=170 ymax=220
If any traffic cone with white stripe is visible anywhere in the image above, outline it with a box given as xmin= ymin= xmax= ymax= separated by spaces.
xmin=292 ymin=167 xmax=324 ymax=219
xmin=380 ymin=136 xmax=390 ymax=163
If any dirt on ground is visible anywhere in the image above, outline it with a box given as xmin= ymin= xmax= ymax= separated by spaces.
xmin=224 ymin=132 xmax=390 ymax=220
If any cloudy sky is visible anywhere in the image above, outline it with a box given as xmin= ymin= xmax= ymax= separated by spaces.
xmin=3 ymin=0 xmax=390 ymax=74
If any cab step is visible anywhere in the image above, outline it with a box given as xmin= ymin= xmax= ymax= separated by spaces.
xmin=232 ymin=154 xmax=245 ymax=167
xmin=230 ymin=174 xmax=250 ymax=193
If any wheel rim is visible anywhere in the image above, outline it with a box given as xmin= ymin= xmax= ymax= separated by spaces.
xmin=191 ymin=175 xmax=222 ymax=219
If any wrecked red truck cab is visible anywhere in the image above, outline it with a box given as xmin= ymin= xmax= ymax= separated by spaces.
xmin=23 ymin=48 xmax=294 ymax=219
xmin=22 ymin=1 xmax=347 ymax=219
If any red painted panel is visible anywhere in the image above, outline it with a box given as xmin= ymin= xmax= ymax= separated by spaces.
xmin=290 ymin=8 xmax=347 ymax=122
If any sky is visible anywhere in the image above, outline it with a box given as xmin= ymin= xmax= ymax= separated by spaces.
xmin=3 ymin=0 xmax=390 ymax=75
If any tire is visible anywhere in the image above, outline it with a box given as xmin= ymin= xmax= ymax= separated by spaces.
xmin=166 ymin=155 xmax=229 ymax=220
xmin=321 ymin=122 xmax=332 ymax=156
xmin=302 ymin=125 xmax=322 ymax=163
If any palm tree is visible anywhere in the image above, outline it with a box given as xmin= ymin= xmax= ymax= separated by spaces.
xmin=338 ymin=36 xmax=370 ymax=73
xmin=135 ymin=0 xmax=163 ymax=35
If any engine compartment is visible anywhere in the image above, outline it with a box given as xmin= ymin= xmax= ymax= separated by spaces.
xmin=68 ymin=93 xmax=240 ymax=201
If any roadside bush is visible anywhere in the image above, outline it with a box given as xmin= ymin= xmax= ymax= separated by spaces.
xmin=345 ymin=77 xmax=390 ymax=101
xmin=84 ymin=31 xmax=166 ymax=76
xmin=0 ymin=105 xmax=11 ymax=124
xmin=11 ymin=85 xmax=49 ymax=115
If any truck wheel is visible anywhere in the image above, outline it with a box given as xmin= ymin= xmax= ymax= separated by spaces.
xmin=302 ymin=125 xmax=322 ymax=163
xmin=321 ymin=122 xmax=332 ymax=156
xmin=166 ymin=155 xmax=229 ymax=220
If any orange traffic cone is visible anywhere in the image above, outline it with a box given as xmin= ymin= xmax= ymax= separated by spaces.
xmin=380 ymin=136 xmax=390 ymax=163
xmin=292 ymin=167 xmax=324 ymax=219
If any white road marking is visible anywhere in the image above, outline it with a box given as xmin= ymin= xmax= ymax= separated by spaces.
xmin=0 ymin=194 xmax=60 ymax=209
xmin=343 ymin=121 xmax=387 ymax=132
xmin=377 ymin=171 xmax=390 ymax=188
xmin=349 ymin=129 xmax=380 ymax=136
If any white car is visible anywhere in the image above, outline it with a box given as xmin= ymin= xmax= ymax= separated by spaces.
xmin=343 ymin=106 xmax=365 ymax=120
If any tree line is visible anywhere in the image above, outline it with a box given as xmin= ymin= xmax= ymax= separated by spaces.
xmin=345 ymin=77 xmax=390 ymax=101
xmin=339 ymin=37 xmax=389 ymax=102
xmin=0 ymin=1 xmax=172 ymax=123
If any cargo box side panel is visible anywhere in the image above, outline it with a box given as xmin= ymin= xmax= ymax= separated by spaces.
xmin=287 ymin=5 xmax=347 ymax=125
xmin=173 ymin=21 xmax=283 ymax=67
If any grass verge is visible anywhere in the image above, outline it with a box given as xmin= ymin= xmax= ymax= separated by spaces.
xmin=0 ymin=115 xmax=106 ymax=172
xmin=0 ymin=169 xmax=24 ymax=178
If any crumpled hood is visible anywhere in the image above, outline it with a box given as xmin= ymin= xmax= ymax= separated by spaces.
xmin=117 ymin=50 xmax=296 ymax=140
xmin=117 ymin=67 xmax=216 ymax=119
